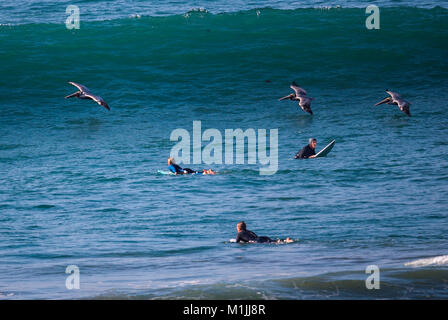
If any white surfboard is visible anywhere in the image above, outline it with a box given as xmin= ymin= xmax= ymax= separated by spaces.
xmin=157 ymin=170 xmax=174 ymax=175
xmin=314 ymin=140 xmax=335 ymax=158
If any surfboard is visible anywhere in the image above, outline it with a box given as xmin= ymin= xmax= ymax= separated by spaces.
xmin=157 ymin=170 xmax=205 ymax=175
xmin=157 ymin=170 xmax=174 ymax=175
xmin=228 ymin=238 xmax=295 ymax=244
xmin=314 ymin=140 xmax=335 ymax=158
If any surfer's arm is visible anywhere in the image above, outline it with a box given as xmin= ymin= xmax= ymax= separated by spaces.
xmin=169 ymin=164 xmax=185 ymax=174
xmin=295 ymin=149 xmax=305 ymax=159
xmin=308 ymin=147 xmax=317 ymax=158
xmin=235 ymin=231 xmax=251 ymax=243
xmin=169 ymin=165 xmax=182 ymax=174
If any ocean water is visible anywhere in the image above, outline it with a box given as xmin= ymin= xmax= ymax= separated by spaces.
xmin=0 ymin=1 xmax=448 ymax=299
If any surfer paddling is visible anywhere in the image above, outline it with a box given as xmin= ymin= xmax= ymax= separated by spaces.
xmin=295 ymin=138 xmax=317 ymax=159
xmin=235 ymin=221 xmax=293 ymax=244
xmin=168 ymin=157 xmax=215 ymax=175
xmin=278 ymin=81 xmax=314 ymax=115
xmin=374 ymin=89 xmax=411 ymax=116
xmin=65 ymin=82 xmax=110 ymax=111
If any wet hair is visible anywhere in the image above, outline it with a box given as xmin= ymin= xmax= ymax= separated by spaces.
xmin=237 ymin=221 xmax=246 ymax=231
xmin=309 ymin=138 xmax=317 ymax=144
xmin=168 ymin=157 xmax=175 ymax=165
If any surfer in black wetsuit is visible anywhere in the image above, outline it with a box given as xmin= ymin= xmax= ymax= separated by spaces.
xmin=294 ymin=138 xmax=317 ymax=159
xmin=168 ymin=157 xmax=197 ymax=175
xmin=167 ymin=158 xmax=216 ymax=175
xmin=235 ymin=221 xmax=293 ymax=244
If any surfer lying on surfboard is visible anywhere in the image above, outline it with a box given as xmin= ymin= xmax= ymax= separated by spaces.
xmin=235 ymin=221 xmax=293 ymax=244
xmin=295 ymin=138 xmax=317 ymax=159
xmin=168 ymin=157 xmax=215 ymax=175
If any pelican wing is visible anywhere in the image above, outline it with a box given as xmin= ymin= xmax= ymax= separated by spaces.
xmin=68 ymin=81 xmax=91 ymax=93
xmin=297 ymin=96 xmax=313 ymax=115
xmin=297 ymin=95 xmax=311 ymax=103
xmin=386 ymin=91 xmax=402 ymax=100
xmin=290 ymin=82 xmax=307 ymax=96
xmin=398 ymin=101 xmax=411 ymax=116
xmin=84 ymin=93 xmax=110 ymax=110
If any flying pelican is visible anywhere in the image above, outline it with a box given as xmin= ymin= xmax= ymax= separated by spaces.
xmin=65 ymin=82 xmax=110 ymax=111
xmin=374 ymin=90 xmax=410 ymax=116
xmin=278 ymin=81 xmax=313 ymax=115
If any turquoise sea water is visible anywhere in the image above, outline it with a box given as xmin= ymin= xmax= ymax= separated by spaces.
xmin=0 ymin=1 xmax=447 ymax=299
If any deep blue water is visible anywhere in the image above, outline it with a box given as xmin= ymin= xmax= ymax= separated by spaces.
xmin=0 ymin=1 xmax=447 ymax=299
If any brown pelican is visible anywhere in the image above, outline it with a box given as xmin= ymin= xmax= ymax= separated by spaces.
xmin=65 ymin=82 xmax=110 ymax=111
xmin=278 ymin=81 xmax=313 ymax=115
xmin=374 ymin=90 xmax=410 ymax=116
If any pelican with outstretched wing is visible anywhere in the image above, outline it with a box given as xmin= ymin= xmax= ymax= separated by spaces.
xmin=65 ymin=82 xmax=110 ymax=111
xmin=374 ymin=90 xmax=410 ymax=116
xmin=278 ymin=81 xmax=313 ymax=115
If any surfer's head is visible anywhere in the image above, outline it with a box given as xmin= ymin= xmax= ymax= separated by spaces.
xmin=168 ymin=157 xmax=176 ymax=165
xmin=237 ymin=221 xmax=246 ymax=232
xmin=309 ymin=138 xmax=317 ymax=149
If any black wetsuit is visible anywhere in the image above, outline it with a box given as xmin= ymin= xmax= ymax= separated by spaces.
xmin=168 ymin=163 xmax=197 ymax=174
xmin=295 ymin=144 xmax=316 ymax=159
xmin=236 ymin=230 xmax=275 ymax=243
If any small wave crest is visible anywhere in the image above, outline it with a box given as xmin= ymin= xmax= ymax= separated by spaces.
xmin=183 ymin=7 xmax=210 ymax=18
xmin=404 ymin=255 xmax=448 ymax=267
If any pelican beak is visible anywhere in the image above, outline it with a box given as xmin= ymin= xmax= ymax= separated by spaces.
xmin=278 ymin=94 xmax=291 ymax=101
xmin=65 ymin=92 xmax=79 ymax=99
xmin=374 ymin=97 xmax=390 ymax=106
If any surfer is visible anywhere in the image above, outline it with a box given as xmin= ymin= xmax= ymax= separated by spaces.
xmin=294 ymin=138 xmax=317 ymax=159
xmin=168 ymin=158 xmax=215 ymax=175
xmin=65 ymin=82 xmax=110 ymax=110
xmin=168 ymin=157 xmax=197 ymax=175
xmin=235 ymin=221 xmax=293 ymax=244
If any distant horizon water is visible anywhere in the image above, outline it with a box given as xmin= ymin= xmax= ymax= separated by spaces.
xmin=1 ymin=0 xmax=448 ymax=24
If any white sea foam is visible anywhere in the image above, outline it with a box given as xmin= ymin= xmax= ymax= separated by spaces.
xmin=404 ymin=255 xmax=448 ymax=267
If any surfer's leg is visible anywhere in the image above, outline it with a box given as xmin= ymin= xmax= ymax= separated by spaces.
xmin=277 ymin=237 xmax=293 ymax=243
xmin=256 ymin=236 xmax=273 ymax=243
